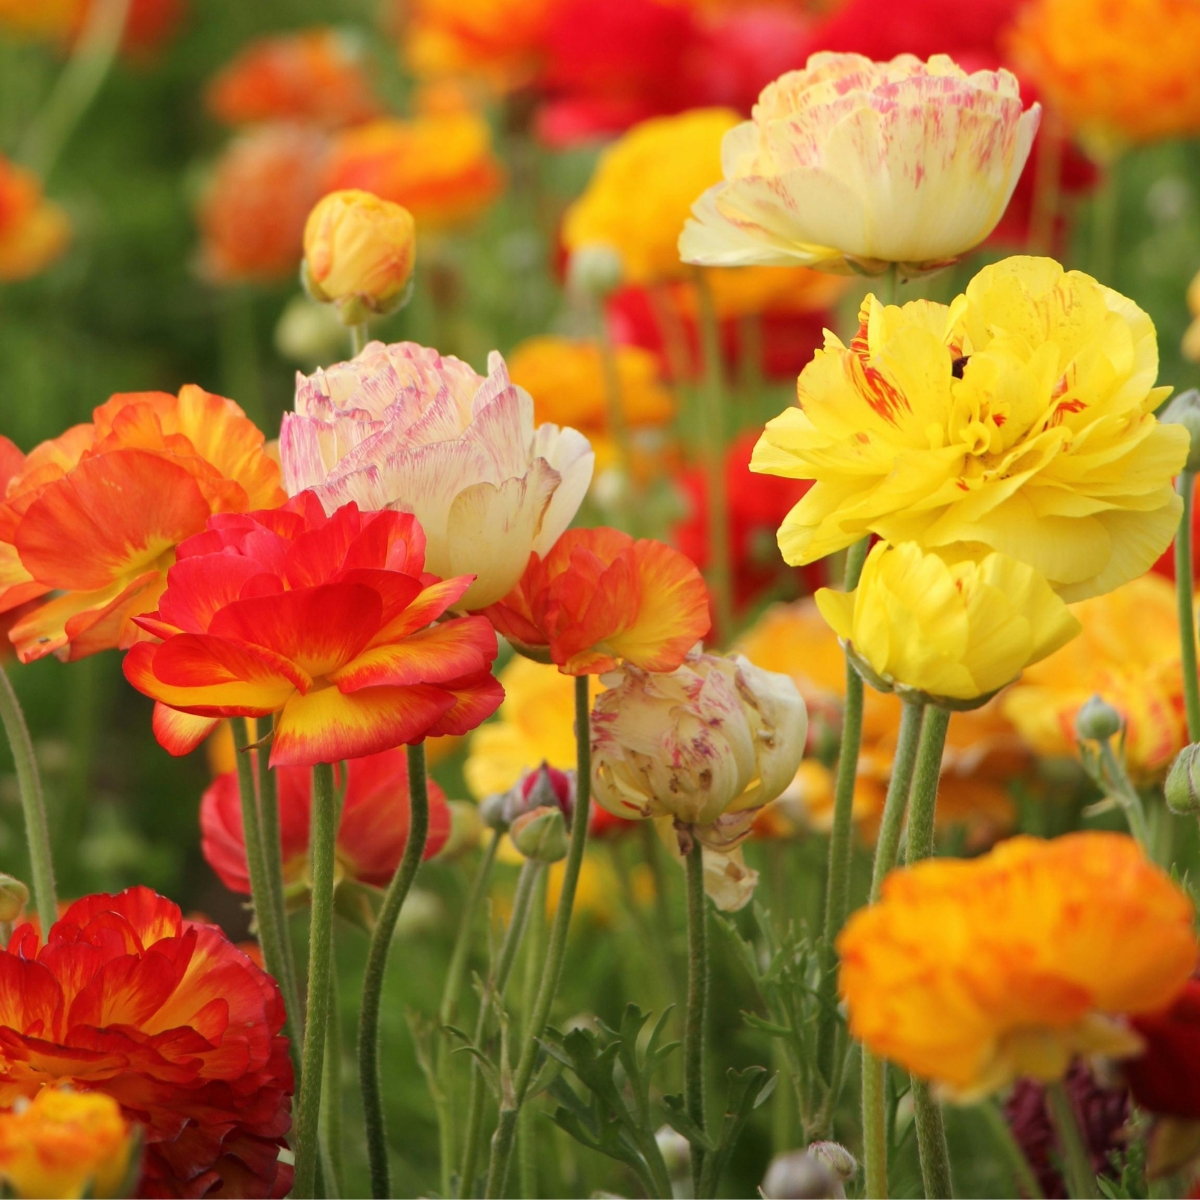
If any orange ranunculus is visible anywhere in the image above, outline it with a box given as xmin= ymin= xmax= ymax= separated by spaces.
xmin=481 ymin=527 xmax=710 ymax=675
xmin=322 ymin=112 xmax=504 ymax=232
xmin=123 ymin=494 xmax=503 ymax=766
xmin=838 ymin=832 xmax=1198 ymax=1099
xmin=197 ymin=123 xmax=331 ymax=284
xmin=0 ymin=887 xmax=293 ymax=1198
xmin=201 ymin=747 xmax=452 ymax=894
xmin=0 ymin=0 xmax=184 ymax=51
xmin=0 ymin=155 xmax=69 ymax=282
xmin=206 ymin=28 xmax=380 ymax=129
xmin=0 ymin=386 xmax=284 ymax=664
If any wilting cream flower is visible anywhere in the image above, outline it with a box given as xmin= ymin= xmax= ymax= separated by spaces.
xmin=591 ymin=650 xmax=807 ymax=848
xmin=816 ymin=542 xmax=1080 ymax=703
xmin=679 ymin=53 xmax=1040 ymax=276
xmin=281 ymin=340 xmax=594 ymax=609
xmin=755 ymin=256 xmax=1188 ymax=602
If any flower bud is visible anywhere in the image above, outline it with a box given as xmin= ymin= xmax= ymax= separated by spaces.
xmin=1075 ymin=694 xmax=1123 ymax=742
xmin=302 ymin=189 xmax=415 ymax=324
xmin=1166 ymin=744 xmax=1200 ymax=815
xmin=566 ymin=243 xmax=623 ymax=300
xmin=1160 ymin=389 xmax=1200 ymax=473
xmin=439 ymin=800 xmax=483 ymax=859
xmin=807 ymin=1142 xmax=857 ymax=1185
xmin=478 ymin=792 xmax=511 ymax=833
xmin=510 ymin=805 xmax=569 ymax=863
xmin=760 ymin=1150 xmax=842 ymax=1199
xmin=0 ymin=874 xmax=28 ymax=923
xmin=655 ymin=1125 xmax=690 ymax=1180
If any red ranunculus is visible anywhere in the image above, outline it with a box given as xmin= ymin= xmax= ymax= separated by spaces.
xmin=1127 ymin=977 xmax=1200 ymax=1119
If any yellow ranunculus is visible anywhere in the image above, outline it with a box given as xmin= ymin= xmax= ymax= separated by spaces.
xmin=756 ymin=256 xmax=1188 ymax=602
xmin=679 ymin=53 xmax=1040 ymax=277
xmin=838 ymin=832 xmax=1197 ymax=1099
xmin=816 ymin=542 xmax=1080 ymax=703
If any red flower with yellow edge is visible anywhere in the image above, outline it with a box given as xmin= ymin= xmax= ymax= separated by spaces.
xmin=206 ymin=28 xmax=380 ymax=129
xmin=0 ymin=887 xmax=292 ymax=1198
xmin=0 ymin=154 xmax=70 ymax=283
xmin=0 ymin=386 xmax=284 ymax=664
xmin=201 ymin=746 xmax=452 ymax=894
xmin=123 ymin=493 xmax=503 ymax=766
xmin=481 ymin=527 xmax=710 ymax=676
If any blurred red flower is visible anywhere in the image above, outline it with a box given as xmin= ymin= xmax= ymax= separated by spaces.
xmin=124 ymin=494 xmax=503 ymax=765
xmin=1127 ymin=977 xmax=1200 ymax=1119
xmin=201 ymin=747 xmax=452 ymax=894
xmin=1152 ymin=476 xmax=1198 ymax=583
xmin=0 ymin=887 xmax=292 ymax=1198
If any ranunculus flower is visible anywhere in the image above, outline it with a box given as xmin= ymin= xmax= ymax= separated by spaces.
xmin=0 ymin=154 xmax=69 ymax=282
xmin=202 ymin=746 xmax=452 ymax=894
xmin=0 ymin=887 xmax=294 ymax=1198
xmin=591 ymin=649 xmax=807 ymax=848
xmin=1127 ymin=977 xmax=1200 ymax=1120
xmin=122 ymin=494 xmax=503 ymax=765
xmin=817 ymin=541 xmax=1079 ymax=703
xmin=0 ymin=387 xmax=284 ymax=663
xmin=838 ymin=832 xmax=1198 ymax=1099
xmin=755 ymin=256 xmax=1188 ymax=602
xmin=281 ymin=340 xmax=594 ymax=611
xmin=482 ymin=527 xmax=710 ymax=675
xmin=206 ymin=27 xmax=380 ymax=129
xmin=679 ymin=52 xmax=1040 ymax=276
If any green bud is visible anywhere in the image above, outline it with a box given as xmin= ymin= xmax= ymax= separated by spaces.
xmin=1166 ymin=744 xmax=1200 ymax=815
xmin=1160 ymin=389 xmax=1200 ymax=473
xmin=566 ymin=244 xmax=624 ymax=300
xmin=510 ymin=805 xmax=569 ymax=863
xmin=0 ymin=874 xmax=28 ymax=924
xmin=1075 ymin=694 xmax=1123 ymax=742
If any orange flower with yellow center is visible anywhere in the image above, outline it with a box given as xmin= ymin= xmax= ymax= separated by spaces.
xmin=838 ymin=832 xmax=1198 ymax=1099
xmin=0 ymin=155 xmax=69 ymax=283
xmin=0 ymin=386 xmax=284 ymax=663
xmin=1002 ymin=573 xmax=1193 ymax=782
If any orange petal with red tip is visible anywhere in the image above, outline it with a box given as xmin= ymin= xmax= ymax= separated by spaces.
xmin=425 ymin=672 xmax=506 ymax=737
xmin=123 ymin=641 xmax=297 ymax=717
xmin=331 ymin=616 xmax=497 ymax=691
xmin=152 ymin=704 xmax=220 ymax=757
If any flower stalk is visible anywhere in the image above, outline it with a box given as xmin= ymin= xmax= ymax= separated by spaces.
xmin=1045 ymin=1080 xmax=1098 ymax=1200
xmin=980 ymin=1100 xmax=1045 ymax=1200
xmin=1176 ymin=471 xmax=1200 ymax=741
xmin=684 ymin=832 xmax=710 ymax=1197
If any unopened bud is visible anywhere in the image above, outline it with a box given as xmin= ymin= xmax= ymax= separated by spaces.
xmin=1160 ymin=389 xmax=1200 ymax=473
xmin=439 ymin=800 xmax=483 ymax=859
xmin=519 ymin=762 xmax=574 ymax=819
xmin=567 ymin=243 xmax=623 ymax=300
xmin=510 ymin=805 xmax=569 ymax=862
xmin=478 ymin=792 xmax=510 ymax=833
xmin=761 ymin=1149 xmax=842 ymax=1199
xmin=807 ymin=1142 xmax=857 ymax=1185
xmin=1166 ymin=744 xmax=1200 ymax=814
xmin=655 ymin=1125 xmax=690 ymax=1179
xmin=0 ymin=874 xmax=28 ymax=923
xmin=1075 ymin=694 xmax=1122 ymax=742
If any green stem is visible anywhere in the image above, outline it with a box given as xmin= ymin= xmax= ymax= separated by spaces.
xmin=592 ymin=299 xmax=635 ymax=492
xmin=684 ymin=833 xmax=710 ymax=1197
xmin=320 ymin=964 xmax=345 ymax=1199
xmin=694 ymin=270 xmax=733 ymax=642
xmin=359 ymin=743 xmax=431 ymax=1199
xmin=517 ymin=872 xmax=548 ymax=1200
xmin=217 ymin=288 xmax=266 ymax=431
xmin=1090 ymin=157 xmax=1119 ymax=285
xmin=458 ymin=858 xmax=544 ymax=1197
xmin=905 ymin=706 xmax=951 ymax=865
xmin=1176 ymin=471 xmax=1200 ymax=742
xmin=350 ymin=323 xmax=370 ymax=356
xmin=911 ymin=1079 xmax=953 ymax=1199
xmin=862 ymin=1051 xmax=889 ymax=1199
xmin=980 ymin=1099 xmax=1045 ymax=1200
xmin=19 ymin=0 xmax=130 ymax=180
xmin=293 ymin=762 xmax=338 ymax=1199
xmin=1046 ymin=1080 xmax=1098 ymax=1200
xmin=1096 ymin=740 xmax=1152 ymax=851
xmin=483 ymin=675 xmax=593 ymax=1198
xmin=0 ymin=668 xmax=55 ymax=931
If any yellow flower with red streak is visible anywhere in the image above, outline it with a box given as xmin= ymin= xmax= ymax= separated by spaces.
xmin=0 ymin=887 xmax=293 ymax=1196
xmin=0 ymin=1088 xmax=133 ymax=1200
xmin=1007 ymin=0 xmax=1200 ymax=153
xmin=206 ymin=27 xmax=380 ymax=129
xmin=754 ymin=256 xmax=1187 ymax=602
xmin=323 ymin=111 xmax=504 ymax=232
xmin=0 ymin=155 xmax=69 ymax=282
xmin=482 ymin=527 xmax=710 ymax=675
xmin=1002 ymin=573 xmax=1193 ymax=782
xmin=123 ymin=494 xmax=503 ymax=765
xmin=838 ymin=832 xmax=1197 ymax=1099
xmin=0 ymin=386 xmax=283 ymax=664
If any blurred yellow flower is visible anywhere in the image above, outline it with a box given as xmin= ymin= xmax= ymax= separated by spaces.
xmin=563 ymin=108 xmax=739 ymax=286
xmin=0 ymin=1087 xmax=133 ymax=1199
xmin=679 ymin=53 xmax=1039 ymax=276
xmin=1184 ymin=271 xmax=1200 ymax=364
xmin=838 ymin=832 xmax=1197 ymax=1099
xmin=0 ymin=156 xmax=70 ymax=282
xmin=672 ymin=264 xmax=848 ymax=321
xmin=1007 ymin=0 xmax=1200 ymax=155
xmin=507 ymin=336 xmax=676 ymax=435
xmin=1002 ymin=573 xmax=1193 ymax=782
xmin=817 ymin=541 xmax=1080 ymax=703
xmin=755 ymin=256 xmax=1188 ymax=601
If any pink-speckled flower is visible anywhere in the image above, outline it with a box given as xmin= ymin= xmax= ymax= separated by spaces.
xmin=679 ymin=52 xmax=1041 ymax=276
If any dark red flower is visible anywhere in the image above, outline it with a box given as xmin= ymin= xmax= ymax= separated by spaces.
xmin=1127 ymin=977 xmax=1200 ymax=1119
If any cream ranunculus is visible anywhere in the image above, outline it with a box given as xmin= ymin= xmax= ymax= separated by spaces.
xmin=281 ymin=341 xmax=594 ymax=609
xmin=679 ymin=53 xmax=1040 ymax=277
xmin=590 ymin=650 xmax=807 ymax=847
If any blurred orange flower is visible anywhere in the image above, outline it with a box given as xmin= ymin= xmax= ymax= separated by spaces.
xmin=323 ymin=112 xmax=504 ymax=232
xmin=0 ymin=0 xmax=184 ymax=53
xmin=206 ymin=28 xmax=380 ymax=129
xmin=1007 ymin=0 xmax=1200 ymax=153
xmin=197 ymin=123 xmax=331 ymax=283
xmin=838 ymin=832 xmax=1197 ymax=1098
xmin=0 ymin=156 xmax=69 ymax=282
xmin=1002 ymin=574 xmax=1192 ymax=782
xmin=0 ymin=386 xmax=284 ymax=663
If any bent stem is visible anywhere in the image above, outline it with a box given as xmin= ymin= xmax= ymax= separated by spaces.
xmin=1046 ymin=1080 xmax=1098 ymax=1200
xmin=684 ymin=833 xmax=710 ymax=1197
xmin=980 ymin=1099 xmax=1045 ymax=1200
xmin=483 ymin=675 xmax=593 ymax=1198
xmin=292 ymin=762 xmax=339 ymax=1199
xmin=359 ymin=742 xmax=431 ymax=1199
xmin=0 ymin=669 xmax=55 ymax=931
xmin=1176 ymin=472 xmax=1200 ymax=742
